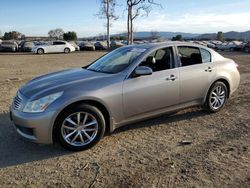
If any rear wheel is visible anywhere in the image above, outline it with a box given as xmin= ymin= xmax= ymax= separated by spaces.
xmin=64 ymin=48 xmax=70 ymax=53
xmin=206 ymin=82 xmax=228 ymax=113
xmin=244 ymin=47 xmax=250 ymax=53
xmin=55 ymin=104 xmax=106 ymax=151
xmin=37 ymin=48 xmax=44 ymax=54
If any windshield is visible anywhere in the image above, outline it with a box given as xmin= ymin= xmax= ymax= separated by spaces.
xmin=87 ymin=47 xmax=146 ymax=74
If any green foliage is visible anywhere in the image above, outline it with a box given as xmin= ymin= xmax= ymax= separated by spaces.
xmin=172 ymin=35 xmax=183 ymax=41
xmin=3 ymin=31 xmax=22 ymax=40
xmin=217 ymin=31 xmax=224 ymax=42
xmin=63 ymin=31 xmax=77 ymax=41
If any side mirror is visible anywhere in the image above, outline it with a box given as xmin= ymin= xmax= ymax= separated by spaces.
xmin=134 ymin=66 xmax=153 ymax=76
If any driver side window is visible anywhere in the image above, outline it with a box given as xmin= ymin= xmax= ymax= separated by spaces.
xmin=139 ymin=47 xmax=173 ymax=72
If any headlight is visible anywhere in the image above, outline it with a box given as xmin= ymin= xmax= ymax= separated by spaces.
xmin=23 ymin=92 xmax=63 ymax=113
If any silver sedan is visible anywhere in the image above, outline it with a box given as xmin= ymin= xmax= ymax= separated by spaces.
xmin=10 ymin=42 xmax=240 ymax=151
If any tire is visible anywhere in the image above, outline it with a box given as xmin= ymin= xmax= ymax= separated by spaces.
xmin=64 ymin=48 xmax=70 ymax=53
xmin=37 ymin=48 xmax=44 ymax=54
xmin=244 ymin=47 xmax=250 ymax=53
xmin=55 ymin=104 xmax=106 ymax=151
xmin=205 ymin=82 xmax=228 ymax=113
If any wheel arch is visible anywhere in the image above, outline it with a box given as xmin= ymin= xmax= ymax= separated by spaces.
xmin=52 ymin=99 xmax=111 ymax=142
xmin=37 ymin=47 xmax=45 ymax=54
xmin=64 ymin=47 xmax=71 ymax=53
xmin=204 ymin=78 xmax=230 ymax=104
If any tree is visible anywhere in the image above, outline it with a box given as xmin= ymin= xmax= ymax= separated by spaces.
xmin=172 ymin=35 xmax=183 ymax=41
xmin=150 ymin=30 xmax=159 ymax=40
xmin=97 ymin=0 xmax=118 ymax=49
xmin=217 ymin=31 xmax=224 ymax=42
xmin=3 ymin=31 xmax=22 ymax=40
xmin=126 ymin=0 xmax=161 ymax=44
xmin=48 ymin=28 xmax=64 ymax=40
xmin=63 ymin=31 xmax=77 ymax=41
xmin=21 ymin=34 xmax=26 ymax=40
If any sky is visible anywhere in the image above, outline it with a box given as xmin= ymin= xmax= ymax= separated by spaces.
xmin=0 ymin=0 xmax=250 ymax=37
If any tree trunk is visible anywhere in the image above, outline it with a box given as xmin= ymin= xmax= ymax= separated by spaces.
xmin=130 ymin=15 xmax=133 ymax=44
xmin=107 ymin=0 xmax=110 ymax=49
xmin=127 ymin=6 xmax=131 ymax=45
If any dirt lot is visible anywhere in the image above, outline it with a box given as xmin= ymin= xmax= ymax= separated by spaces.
xmin=0 ymin=51 xmax=249 ymax=187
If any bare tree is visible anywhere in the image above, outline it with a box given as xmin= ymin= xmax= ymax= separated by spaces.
xmin=150 ymin=30 xmax=159 ymax=40
xmin=48 ymin=28 xmax=64 ymax=40
xmin=126 ymin=0 xmax=161 ymax=44
xmin=97 ymin=0 xmax=118 ymax=49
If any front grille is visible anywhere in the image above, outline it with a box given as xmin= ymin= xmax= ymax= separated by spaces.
xmin=13 ymin=93 xmax=23 ymax=110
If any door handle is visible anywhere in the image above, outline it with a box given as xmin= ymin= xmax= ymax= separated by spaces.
xmin=205 ymin=67 xmax=212 ymax=72
xmin=166 ymin=75 xmax=177 ymax=81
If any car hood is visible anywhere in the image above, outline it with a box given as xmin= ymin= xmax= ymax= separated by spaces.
xmin=20 ymin=68 xmax=110 ymax=98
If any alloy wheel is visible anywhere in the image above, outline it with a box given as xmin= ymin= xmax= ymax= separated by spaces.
xmin=209 ymin=85 xmax=226 ymax=110
xmin=61 ymin=112 xmax=98 ymax=147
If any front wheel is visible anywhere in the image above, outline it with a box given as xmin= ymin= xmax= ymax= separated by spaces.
xmin=55 ymin=104 xmax=106 ymax=151
xmin=206 ymin=82 xmax=228 ymax=113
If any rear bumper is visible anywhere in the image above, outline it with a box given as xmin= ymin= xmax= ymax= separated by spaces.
xmin=10 ymin=108 xmax=56 ymax=144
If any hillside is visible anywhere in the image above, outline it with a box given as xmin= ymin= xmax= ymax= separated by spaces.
xmin=198 ymin=31 xmax=250 ymax=40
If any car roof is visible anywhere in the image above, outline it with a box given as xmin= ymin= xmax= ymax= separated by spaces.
xmin=127 ymin=41 xmax=211 ymax=51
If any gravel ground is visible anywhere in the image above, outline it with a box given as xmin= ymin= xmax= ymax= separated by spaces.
xmin=0 ymin=51 xmax=249 ymax=187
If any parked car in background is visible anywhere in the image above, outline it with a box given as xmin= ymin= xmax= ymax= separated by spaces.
xmin=216 ymin=41 xmax=243 ymax=51
xmin=18 ymin=41 xmax=35 ymax=52
xmin=10 ymin=42 xmax=240 ymax=151
xmin=79 ymin=41 xmax=95 ymax=51
xmin=110 ymin=41 xmax=124 ymax=49
xmin=0 ymin=41 xmax=18 ymax=52
xmin=34 ymin=41 xmax=49 ymax=46
xmin=32 ymin=41 xmax=75 ymax=54
xmin=94 ymin=41 xmax=108 ymax=50
xmin=69 ymin=41 xmax=80 ymax=51
xmin=243 ymin=42 xmax=250 ymax=53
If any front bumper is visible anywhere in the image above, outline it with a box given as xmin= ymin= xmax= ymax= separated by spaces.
xmin=10 ymin=108 xmax=56 ymax=144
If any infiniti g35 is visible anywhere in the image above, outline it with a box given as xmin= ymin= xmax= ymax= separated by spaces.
xmin=10 ymin=42 xmax=240 ymax=150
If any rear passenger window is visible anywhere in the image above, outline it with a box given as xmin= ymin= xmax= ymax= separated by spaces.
xmin=178 ymin=46 xmax=202 ymax=67
xmin=53 ymin=42 xmax=65 ymax=45
xmin=200 ymin=48 xmax=211 ymax=63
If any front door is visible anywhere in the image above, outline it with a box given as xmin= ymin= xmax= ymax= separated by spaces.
xmin=122 ymin=47 xmax=180 ymax=118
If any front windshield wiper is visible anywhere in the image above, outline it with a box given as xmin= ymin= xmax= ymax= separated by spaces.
xmin=86 ymin=68 xmax=113 ymax=74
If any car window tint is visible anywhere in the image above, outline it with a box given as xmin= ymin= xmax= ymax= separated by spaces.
xmin=140 ymin=47 xmax=173 ymax=72
xmin=200 ymin=48 xmax=211 ymax=63
xmin=87 ymin=47 xmax=146 ymax=74
xmin=178 ymin=46 xmax=202 ymax=67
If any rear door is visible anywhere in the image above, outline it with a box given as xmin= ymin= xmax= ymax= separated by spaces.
xmin=177 ymin=46 xmax=215 ymax=104
xmin=122 ymin=47 xmax=180 ymax=118
xmin=57 ymin=41 xmax=66 ymax=52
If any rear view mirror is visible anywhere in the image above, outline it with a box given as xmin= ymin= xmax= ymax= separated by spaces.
xmin=135 ymin=66 xmax=153 ymax=76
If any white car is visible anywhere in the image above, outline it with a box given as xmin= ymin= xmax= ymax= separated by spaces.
xmin=32 ymin=41 xmax=75 ymax=54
